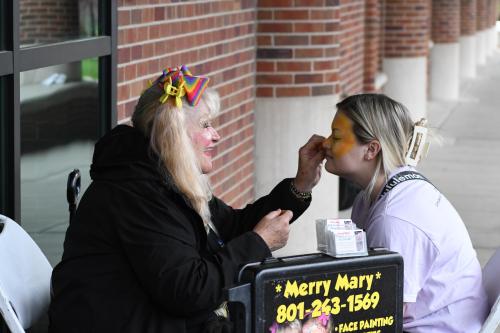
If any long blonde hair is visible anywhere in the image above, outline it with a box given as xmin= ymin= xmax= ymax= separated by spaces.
xmin=336 ymin=94 xmax=414 ymax=201
xmin=132 ymin=83 xmax=220 ymax=225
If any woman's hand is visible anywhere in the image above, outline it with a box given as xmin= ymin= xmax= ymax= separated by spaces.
xmin=294 ymin=135 xmax=326 ymax=193
xmin=253 ymin=209 xmax=293 ymax=251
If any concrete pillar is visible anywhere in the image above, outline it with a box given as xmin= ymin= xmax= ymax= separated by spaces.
xmin=460 ymin=0 xmax=477 ymax=79
xmin=430 ymin=0 xmax=460 ymax=100
xmin=495 ymin=0 xmax=499 ymax=50
xmin=255 ymin=97 xmax=339 ymax=257
xmin=255 ymin=3 xmax=340 ymax=256
xmin=477 ymin=31 xmax=488 ymax=64
xmin=497 ymin=21 xmax=500 ymax=51
xmin=476 ymin=0 xmax=488 ymax=65
xmin=491 ymin=26 xmax=498 ymax=53
xmin=383 ymin=0 xmax=430 ymax=120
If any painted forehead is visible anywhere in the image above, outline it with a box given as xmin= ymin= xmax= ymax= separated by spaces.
xmin=331 ymin=112 xmax=353 ymax=132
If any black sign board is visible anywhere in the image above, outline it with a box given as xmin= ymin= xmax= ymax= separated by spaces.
xmin=228 ymin=250 xmax=403 ymax=333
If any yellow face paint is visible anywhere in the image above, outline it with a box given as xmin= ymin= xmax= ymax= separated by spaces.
xmin=327 ymin=112 xmax=356 ymax=158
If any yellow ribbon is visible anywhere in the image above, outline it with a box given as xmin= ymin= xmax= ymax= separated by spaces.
xmin=160 ymin=77 xmax=185 ymax=107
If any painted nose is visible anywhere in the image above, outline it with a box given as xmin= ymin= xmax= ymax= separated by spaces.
xmin=322 ymin=137 xmax=331 ymax=150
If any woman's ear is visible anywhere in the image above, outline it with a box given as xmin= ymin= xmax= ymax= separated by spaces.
xmin=364 ymin=140 xmax=381 ymax=161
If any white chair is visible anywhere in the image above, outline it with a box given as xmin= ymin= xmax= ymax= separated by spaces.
xmin=0 ymin=215 xmax=52 ymax=333
xmin=480 ymin=248 xmax=500 ymax=333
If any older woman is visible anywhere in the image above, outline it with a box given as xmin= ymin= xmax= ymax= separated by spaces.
xmin=321 ymin=93 xmax=488 ymax=332
xmin=48 ymin=66 xmax=325 ymax=333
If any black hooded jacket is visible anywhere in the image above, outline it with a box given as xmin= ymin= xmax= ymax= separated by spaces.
xmin=48 ymin=125 xmax=310 ymax=333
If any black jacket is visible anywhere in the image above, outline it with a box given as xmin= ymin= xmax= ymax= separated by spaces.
xmin=49 ymin=125 xmax=310 ymax=333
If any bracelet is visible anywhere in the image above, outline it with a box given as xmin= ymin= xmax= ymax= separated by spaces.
xmin=290 ymin=180 xmax=312 ymax=201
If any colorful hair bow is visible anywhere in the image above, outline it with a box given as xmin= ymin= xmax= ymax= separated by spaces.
xmin=155 ymin=65 xmax=210 ymax=108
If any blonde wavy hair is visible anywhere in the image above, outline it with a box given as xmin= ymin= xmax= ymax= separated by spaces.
xmin=132 ymin=83 xmax=220 ymax=225
xmin=336 ymin=94 xmax=415 ymax=202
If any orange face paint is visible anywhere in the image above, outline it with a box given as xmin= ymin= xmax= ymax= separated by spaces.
xmin=327 ymin=112 xmax=356 ymax=158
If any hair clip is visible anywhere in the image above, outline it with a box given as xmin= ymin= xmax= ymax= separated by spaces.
xmin=405 ymin=118 xmax=429 ymax=166
xmin=160 ymin=77 xmax=185 ymax=107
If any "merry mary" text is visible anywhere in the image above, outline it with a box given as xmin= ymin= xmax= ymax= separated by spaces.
xmin=283 ymin=273 xmax=375 ymax=298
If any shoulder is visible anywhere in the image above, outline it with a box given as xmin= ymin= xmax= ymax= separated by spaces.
xmin=85 ymin=179 xmax=202 ymax=235
xmin=370 ymin=212 xmax=434 ymax=242
xmin=372 ymin=178 xmax=459 ymax=250
xmin=383 ymin=178 xmax=442 ymax=224
xmin=88 ymin=177 xmax=173 ymax=208
xmin=367 ymin=213 xmax=440 ymax=264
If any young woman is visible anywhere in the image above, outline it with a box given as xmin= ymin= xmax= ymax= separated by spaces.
xmin=322 ymin=94 xmax=488 ymax=332
xmin=49 ymin=66 xmax=325 ymax=333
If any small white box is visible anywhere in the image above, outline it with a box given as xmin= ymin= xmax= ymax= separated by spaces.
xmin=315 ymin=218 xmax=368 ymax=258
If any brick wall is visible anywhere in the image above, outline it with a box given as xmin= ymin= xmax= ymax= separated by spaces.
xmin=476 ymin=0 xmax=488 ymax=31
xmin=116 ymin=0 xmax=372 ymax=207
xmin=432 ymin=0 xmax=460 ymax=43
xmin=255 ymin=0 xmax=341 ymax=98
xmin=377 ymin=0 xmax=385 ymax=78
xmin=363 ymin=0 xmax=381 ymax=92
xmin=20 ymin=0 xmax=79 ymax=45
xmin=116 ymin=0 xmax=444 ymax=206
xmin=460 ymin=0 xmax=477 ymax=36
xmin=117 ymin=0 xmax=257 ymax=207
xmin=338 ymin=0 xmax=365 ymax=95
xmin=383 ymin=0 xmax=430 ymax=58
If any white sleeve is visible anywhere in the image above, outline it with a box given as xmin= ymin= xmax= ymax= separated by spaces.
xmin=367 ymin=215 xmax=438 ymax=303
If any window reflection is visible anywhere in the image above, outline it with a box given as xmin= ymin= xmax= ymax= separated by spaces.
xmin=20 ymin=59 xmax=100 ymax=265
xmin=20 ymin=0 xmax=98 ymax=47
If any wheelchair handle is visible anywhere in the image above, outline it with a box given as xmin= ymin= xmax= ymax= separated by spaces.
xmin=67 ymin=169 xmax=81 ymax=206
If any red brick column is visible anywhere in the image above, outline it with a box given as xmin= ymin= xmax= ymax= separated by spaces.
xmin=489 ymin=0 xmax=496 ymax=27
xmin=493 ymin=0 xmax=499 ymax=25
xmin=384 ymin=0 xmax=430 ymax=58
xmin=339 ymin=0 xmax=365 ymax=95
xmin=117 ymin=0 xmax=257 ymax=207
xmin=432 ymin=0 xmax=460 ymax=43
xmin=460 ymin=0 xmax=478 ymax=78
xmin=255 ymin=1 xmax=342 ymax=252
xmin=495 ymin=0 xmax=499 ymax=21
xmin=363 ymin=0 xmax=382 ymax=92
xmin=476 ymin=0 xmax=488 ymax=63
xmin=430 ymin=0 xmax=460 ymax=100
xmin=461 ymin=0 xmax=477 ymax=37
xmin=256 ymin=1 xmax=341 ymax=98
xmin=488 ymin=0 xmax=498 ymax=53
xmin=382 ymin=0 xmax=430 ymax=118
xmin=477 ymin=0 xmax=488 ymax=31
